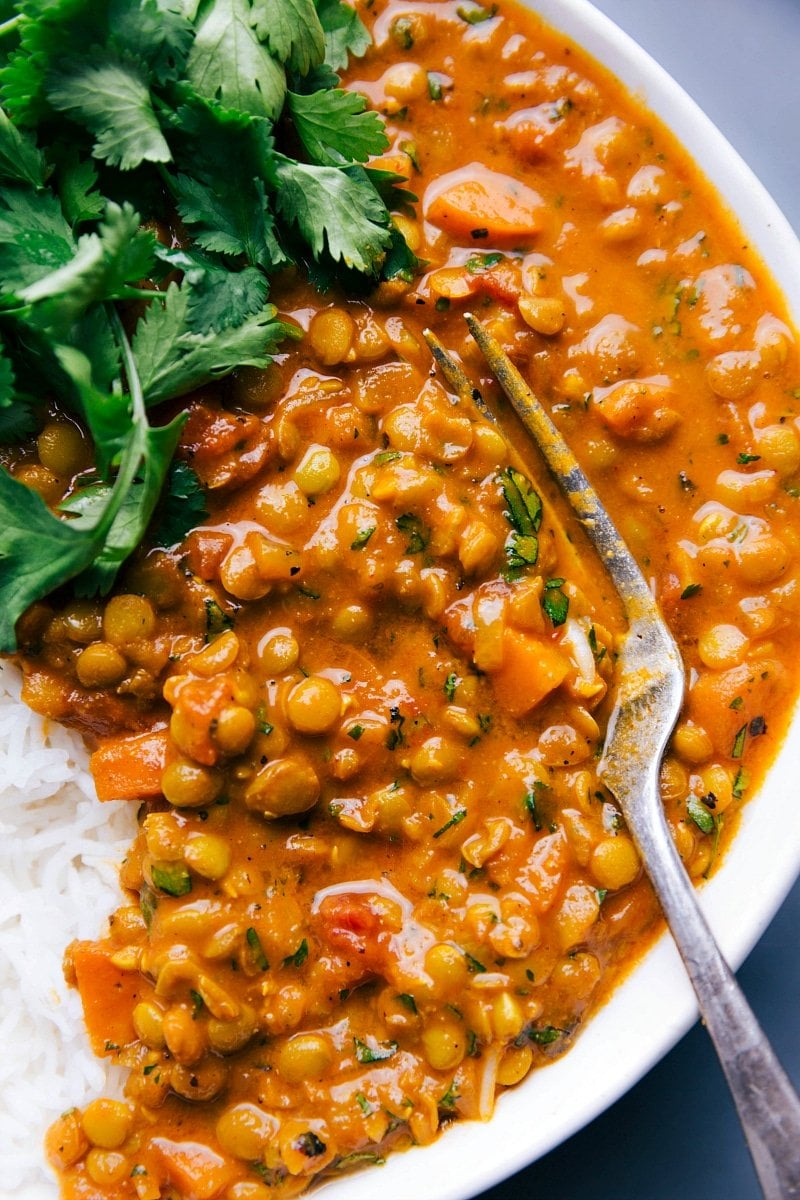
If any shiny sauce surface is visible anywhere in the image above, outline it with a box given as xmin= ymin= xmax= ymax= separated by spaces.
xmin=18 ymin=1 xmax=800 ymax=1197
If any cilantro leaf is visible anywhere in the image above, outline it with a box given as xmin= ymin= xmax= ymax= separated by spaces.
xmin=47 ymin=56 xmax=172 ymax=171
xmin=542 ymin=579 xmax=569 ymax=627
xmin=0 ymin=0 xmax=413 ymax=647
xmin=282 ymin=938 xmax=309 ymax=968
xmin=108 ymin=0 xmax=194 ymax=85
xmin=53 ymin=343 xmax=129 ymax=474
xmin=0 ymin=341 xmax=16 ymax=407
xmin=382 ymin=221 xmax=421 ymax=283
xmin=0 ymin=324 xmax=169 ymax=646
xmin=0 ymin=397 xmax=36 ymax=441
xmin=0 ymin=106 xmax=47 ymax=188
xmin=0 ymin=341 xmax=33 ymax=441
xmin=687 ymin=795 xmax=715 ymax=835
xmin=58 ymin=325 xmax=186 ymax=594
xmin=287 ymin=88 xmax=388 ymax=165
xmin=62 ymin=419 xmax=184 ymax=595
xmin=132 ymin=279 xmax=294 ymax=405
xmin=0 ymin=467 xmax=105 ymax=651
xmin=152 ymin=460 xmax=208 ymax=548
xmin=174 ymin=172 xmax=283 ymax=269
xmin=500 ymin=466 xmax=542 ymax=573
xmin=251 ymin=0 xmax=325 ymax=75
xmin=55 ymin=152 xmax=106 ymax=227
xmin=354 ymin=1037 xmax=398 ymax=1064
xmin=364 ymin=165 xmax=416 ymax=212
xmin=19 ymin=202 xmax=157 ymax=335
xmin=315 ymin=0 xmax=370 ymax=71
xmin=168 ymin=96 xmax=288 ymax=270
xmin=0 ymin=185 xmax=75 ymax=293
xmin=186 ymin=0 xmax=287 ymax=120
xmin=273 ymin=160 xmax=392 ymax=274
xmin=183 ymin=262 xmax=271 ymax=333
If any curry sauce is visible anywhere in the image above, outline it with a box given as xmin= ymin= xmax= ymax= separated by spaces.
xmin=9 ymin=1 xmax=800 ymax=1197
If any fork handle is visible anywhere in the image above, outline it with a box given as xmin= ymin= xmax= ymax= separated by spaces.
xmin=633 ymin=773 xmax=800 ymax=1199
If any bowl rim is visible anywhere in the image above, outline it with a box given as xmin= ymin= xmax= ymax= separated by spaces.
xmin=316 ymin=1 xmax=800 ymax=1196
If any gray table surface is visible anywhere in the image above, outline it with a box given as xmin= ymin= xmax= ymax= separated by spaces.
xmin=480 ymin=1 xmax=800 ymax=1197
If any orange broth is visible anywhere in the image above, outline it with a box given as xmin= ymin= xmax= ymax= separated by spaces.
xmin=13 ymin=1 xmax=800 ymax=1196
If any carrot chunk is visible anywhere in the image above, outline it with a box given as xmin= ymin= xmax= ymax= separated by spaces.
xmin=425 ymin=164 xmax=543 ymax=240
xmin=150 ymin=1138 xmax=237 ymax=1200
xmin=90 ymin=727 xmax=169 ymax=801
xmin=69 ymin=939 xmax=141 ymax=1055
xmin=489 ymin=628 xmax=570 ymax=717
xmin=687 ymin=657 xmax=785 ymax=757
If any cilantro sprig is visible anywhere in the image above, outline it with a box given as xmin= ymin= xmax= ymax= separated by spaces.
xmin=0 ymin=0 xmax=417 ymax=651
xmin=500 ymin=466 xmax=542 ymax=574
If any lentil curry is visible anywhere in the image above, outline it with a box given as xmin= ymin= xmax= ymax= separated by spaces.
xmin=7 ymin=0 xmax=800 ymax=1196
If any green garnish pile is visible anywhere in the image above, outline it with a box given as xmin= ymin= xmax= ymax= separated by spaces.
xmin=0 ymin=0 xmax=415 ymax=652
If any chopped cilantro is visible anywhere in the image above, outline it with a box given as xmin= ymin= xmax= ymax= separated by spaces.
xmin=680 ymin=583 xmax=702 ymax=599
xmin=433 ymin=808 xmax=467 ymax=839
xmin=731 ymin=723 xmax=747 ymax=759
xmin=542 ymin=578 xmax=569 ymax=626
xmin=354 ymin=1037 xmax=398 ymax=1064
xmin=351 ymin=525 xmax=376 ymax=551
xmin=395 ymin=512 xmax=430 ymax=554
xmin=466 ymin=251 xmax=503 ymax=273
xmin=153 ymin=462 xmax=208 ymax=549
xmin=464 ymin=950 xmax=486 ymax=974
xmin=427 ymin=71 xmax=451 ymax=101
xmin=499 ymin=466 xmax=542 ymax=573
xmin=151 ymin=862 xmax=191 ymax=897
xmin=732 ymin=767 xmax=748 ymax=799
xmin=687 ymin=795 xmax=715 ymax=835
xmin=391 ymin=15 xmax=415 ymax=48
xmin=524 ymin=1025 xmax=562 ymax=1045
xmin=444 ymin=672 xmax=458 ymax=701
xmin=282 ymin=939 xmax=309 ymax=969
xmin=457 ymin=3 xmax=498 ymax=23
xmin=255 ymin=706 xmax=274 ymax=736
xmin=204 ymin=598 xmax=233 ymax=638
xmin=246 ymin=927 xmax=270 ymax=972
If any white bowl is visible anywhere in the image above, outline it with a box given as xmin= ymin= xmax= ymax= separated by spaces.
xmin=318 ymin=2 xmax=800 ymax=1197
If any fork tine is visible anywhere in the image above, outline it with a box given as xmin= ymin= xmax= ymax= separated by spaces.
xmin=422 ymin=328 xmax=499 ymax=425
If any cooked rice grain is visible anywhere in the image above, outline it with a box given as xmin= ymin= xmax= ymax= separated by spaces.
xmin=0 ymin=663 xmax=136 ymax=1199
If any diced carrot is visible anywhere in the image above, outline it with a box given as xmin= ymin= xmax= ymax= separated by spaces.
xmin=489 ymin=628 xmax=570 ymax=717
xmin=183 ymin=529 xmax=235 ymax=580
xmin=687 ymin=657 xmax=785 ymax=757
xmin=426 ymin=164 xmax=543 ymax=240
xmin=150 ymin=1138 xmax=238 ymax=1200
xmin=428 ymin=259 xmax=522 ymax=304
xmin=90 ymin=727 xmax=169 ymax=801
xmin=69 ymin=939 xmax=141 ymax=1055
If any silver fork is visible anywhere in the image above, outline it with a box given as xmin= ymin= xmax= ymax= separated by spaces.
xmin=424 ymin=314 xmax=800 ymax=1199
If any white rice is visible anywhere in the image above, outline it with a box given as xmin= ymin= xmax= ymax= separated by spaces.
xmin=0 ymin=662 xmax=137 ymax=1200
